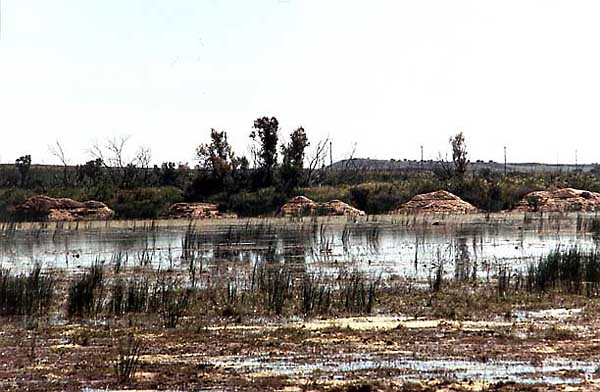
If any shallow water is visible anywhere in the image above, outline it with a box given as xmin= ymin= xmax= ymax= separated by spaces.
xmin=211 ymin=353 xmax=597 ymax=384
xmin=1 ymin=213 xmax=599 ymax=279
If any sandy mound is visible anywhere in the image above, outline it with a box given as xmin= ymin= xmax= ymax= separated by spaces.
xmin=395 ymin=190 xmax=478 ymax=214
xmin=513 ymin=188 xmax=600 ymax=212
xmin=280 ymin=196 xmax=365 ymax=217
xmin=15 ymin=195 xmax=114 ymax=221
xmin=165 ymin=203 xmax=237 ymax=219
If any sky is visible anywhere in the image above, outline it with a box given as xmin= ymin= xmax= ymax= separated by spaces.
xmin=1 ymin=0 xmax=600 ymax=166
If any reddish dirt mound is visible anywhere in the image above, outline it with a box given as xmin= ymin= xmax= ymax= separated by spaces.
xmin=280 ymin=196 xmax=365 ymax=217
xmin=513 ymin=188 xmax=600 ymax=212
xmin=165 ymin=203 xmax=237 ymax=219
xmin=279 ymin=196 xmax=317 ymax=216
xmin=395 ymin=190 xmax=478 ymax=214
xmin=320 ymin=199 xmax=366 ymax=217
xmin=15 ymin=195 xmax=114 ymax=221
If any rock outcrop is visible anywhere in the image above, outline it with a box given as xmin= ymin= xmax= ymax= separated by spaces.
xmin=165 ymin=202 xmax=237 ymax=219
xmin=279 ymin=196 xmax=366 ymax=217
xmin=15 ymin=195 xmax=114 ymax=221
xmin=513 ymin=188 xmax=600 ymax=212
xmin=395 ymin=190 xmax=478 ymax=214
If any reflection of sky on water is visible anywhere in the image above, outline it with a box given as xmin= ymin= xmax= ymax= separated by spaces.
xmin=211 ymin=353 xmax=597 ymax=385
xmin=0 ymin=215 xmax=599 ymax=279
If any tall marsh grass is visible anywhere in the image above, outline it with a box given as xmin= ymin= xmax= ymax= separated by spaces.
xmin=67 ymin=262 xmax=105 ymax=318
xmin=0 ymin=264 xmax=53 ymax=316
xmin=527 ymin=247 xmax=600 ymax=295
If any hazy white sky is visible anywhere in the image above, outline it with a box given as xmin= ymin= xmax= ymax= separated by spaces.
xmin=1 ymin=0 xmax=599 ymax=165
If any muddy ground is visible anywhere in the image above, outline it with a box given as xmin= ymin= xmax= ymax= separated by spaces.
xmin=3 ymin=288 xmax=600 ymax=392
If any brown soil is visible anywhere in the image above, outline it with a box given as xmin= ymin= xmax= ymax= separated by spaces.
xmin=395 ymin=190 xmax=478 ymax=214
xmin=513 ymin=188 xmax=600 ymax=213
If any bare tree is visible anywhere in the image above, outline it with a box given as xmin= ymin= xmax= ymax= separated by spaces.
xmin=305 ymin=136 xmax=330 ymax=186
xmin=339 ymin=142 xmax=364 ymax=184
xmin=88 ymin=136 xmax=152 ymax=188
xmin=433 ymin=152 xmax=454 ymax=180
xmin=48 ymin=140 xmax=70 ymax=186
xmin=135 ymin=146 xmax=152 ymax=185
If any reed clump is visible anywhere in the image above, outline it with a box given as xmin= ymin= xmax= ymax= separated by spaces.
xmin=527 ymin=247 xmax=600 ymax=296
xmin=0 ymin=264 xmax=53 ymax=317
xmin=67 ymin=263 xmax=105 ymax=318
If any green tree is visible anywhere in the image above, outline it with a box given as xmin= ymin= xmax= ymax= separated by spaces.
xmin=15 ymin=155 xmax=32 ymax=188
xmin=250 ymin=116 xmax=279 ymax=187
xmin=450 ymin=132 xmax=469 ymax=178
xmin=191 ymin=129 xmax=246 ymax=198
xmin=77 ymin=158 xmax=104 ymax=186
xmin=280 ymin=127 xmax=309 ymax=194
xmin=196 ymin=129 xmax=235 ymax=182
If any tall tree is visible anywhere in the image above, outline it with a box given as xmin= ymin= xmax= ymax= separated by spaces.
xmin=196 ymin=129 xmax=235 ymax=183
xmin=280 ymin=127 xmax=309 ymax=193
xmin=193 ymin=129 xmax=248 ymax=197
xmin=250 ymin=116 xmax=279 ymax=187
xmin=15 ymin=155 xmax=31 ymax=188
xmin=450 ymin=132 xmax=469 ymax=178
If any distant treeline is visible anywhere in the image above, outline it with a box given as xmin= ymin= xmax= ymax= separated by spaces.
xmin=2 ymin=120 xmax=600 ymax=219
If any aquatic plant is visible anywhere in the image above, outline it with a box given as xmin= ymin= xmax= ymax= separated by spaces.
xmin=301 ymin=272 xmax=332 ymax=316
xmin=527 ymin=247 xmax=600 ymax=295
xmin=0 ymin=263 xmax=53 ymax=316
xmin=109 ymin=277 xmax=151 ymax=315
xmin=113 ymin=333 xmax=146 ymax=384
xmin=339 ymin=269 xmax=380 ymax=314
xmin=157 ymin=278 xmax=191 ymax=328
xmin=252 ymin=262 xmax=293 ymax=315
xmin=67 ymin=262 xmax=105 ymax=318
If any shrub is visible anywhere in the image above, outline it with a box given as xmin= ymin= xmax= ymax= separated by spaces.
xmin=110 ymin=187 xmax=183 ymax=219
xmin=225 ymin=187 xmax=287 ymax=217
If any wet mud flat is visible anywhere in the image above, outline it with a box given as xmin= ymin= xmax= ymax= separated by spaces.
xmin=3 ymin=288 xmax=600 ymax=392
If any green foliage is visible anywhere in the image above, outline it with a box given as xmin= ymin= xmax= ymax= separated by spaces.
xmin=0 ymin=264 xmax=54 ymax=316
xmin=191 ymin=129 xmax=248 ymax=199
xmin=67 ymin=263 xmax=104 ymax=318
xmin=280 ymin=127 xmax=309 ymax=194
xmin=0 ymin=188 xmax=33 ymax=220
xmin=345 ymin=180 xmax=438 ymax=214
xmin=110 ymin=187 xmax=183 ymax=219
xmin=527 ymin=247 xmax=600 ymax=296
xmin=449 ymin=132 xmax=468 ymax=178
xmin=302 ymin=185 xmax=350 ymax=203
xmin=197 ymin=129 xmax=235 ymax=182
xmin=251 ymin=116 xmax=279 ymax=187
xmin=15 ymin=155 xmax=32 ymax=187
xmin=225 ymin=187 xmax=287 ymax=217
xmin=349 ymin=183 xmax=406 ymax=214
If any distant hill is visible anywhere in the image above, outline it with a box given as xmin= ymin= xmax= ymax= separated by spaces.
xmin=328 ymin=158 xmax=600 ymax=174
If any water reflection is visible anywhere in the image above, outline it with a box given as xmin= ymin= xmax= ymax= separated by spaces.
xmin=0 ymin=214 xmax=599 ymax=280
